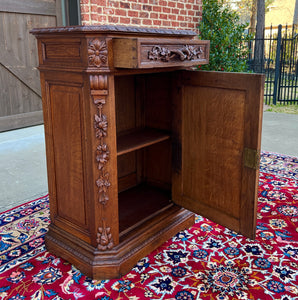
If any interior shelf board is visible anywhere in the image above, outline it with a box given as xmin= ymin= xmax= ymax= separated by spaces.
xmin=118 ymin=184 xmax=172 ymax=235
xmin=117 ymin=128 xmax=170 ymax=156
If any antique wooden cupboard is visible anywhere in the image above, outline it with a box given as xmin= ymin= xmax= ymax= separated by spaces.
xmin=31 ymin=26 xmax=264 ymax=279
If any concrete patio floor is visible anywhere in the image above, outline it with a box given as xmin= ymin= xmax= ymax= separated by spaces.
xmin=0 ymin=125 xmax=47 ymax=212
xmin=0 ymin=111 xmax=297 ymax=212
xmin=261 ymin=111 xmax=298 ymax=157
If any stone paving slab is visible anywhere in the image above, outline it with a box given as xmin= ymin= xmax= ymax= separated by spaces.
xmin=261 ymin=111 xmax=298 ymax=158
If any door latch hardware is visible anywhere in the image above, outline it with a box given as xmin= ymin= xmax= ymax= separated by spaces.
xmin=244 ymin=148 xmax=260 ymax=170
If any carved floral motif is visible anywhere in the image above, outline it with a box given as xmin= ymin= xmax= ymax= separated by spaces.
xmin=96 ymin=143 xmax=110 ymax=170
xmin=148 ymin=46 xmax=171 ymax=61
xmin=96 ymin=173 xmax=110 ymax=205
xmin=93 ymin=96 xmax=110 ymax=206
xmin=97 ymin=220 xmax=114 ymax=251
xmin=173 ymin=45 xmax=203 ymax=60
xmin=148 ymin=45 xmax=204 ymax=62
xmin=94 ymin=114 xmax=108 ymax=138
xmin=91 ymin=74 xmax=113 ymax=251
xmin=88 ymin=39 xmax=108 ymax=67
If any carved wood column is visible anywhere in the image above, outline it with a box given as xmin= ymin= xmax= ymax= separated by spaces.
xmin=87 ymin=38 xmax=119 ymax=249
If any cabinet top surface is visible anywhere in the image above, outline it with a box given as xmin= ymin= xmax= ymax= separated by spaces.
xmin=30 ymin=25 xmax=197 ymax=38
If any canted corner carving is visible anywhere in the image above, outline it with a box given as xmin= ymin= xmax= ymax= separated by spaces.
xmin=91 ymin=75 xmax=110 ymax=206
xmin=97 ymin=220 xmax=114 ymax=251
xmin=88 ymin=38 xmax=108 ymax=68
xmin=148 ymin=45 xmax=204 ymax=62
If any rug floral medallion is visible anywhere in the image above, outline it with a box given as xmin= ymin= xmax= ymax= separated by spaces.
xmin=0 ymin=152 xmax=298 ymax=300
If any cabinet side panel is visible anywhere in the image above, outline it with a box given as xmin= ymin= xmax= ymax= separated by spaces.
xmin=49 ymin=84 xmax=87 ymax=228
xmin=145 ymin=140 xmax=172 ymax=190
xmin=143 ymin=73 xmax=172 ymax=189
xmin=115 ymin=75 xmax=140 ymax=191
xmin=144 ymin=73 xmax=172 ymax=131
xmin=115 ymin=76 xmax=136 ymax=134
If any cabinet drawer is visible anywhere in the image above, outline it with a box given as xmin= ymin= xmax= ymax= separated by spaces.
xmin=113 ymin=38 xmax=209 ymax=69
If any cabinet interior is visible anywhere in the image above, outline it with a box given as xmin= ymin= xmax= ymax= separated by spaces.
xmin=115 ymin=72 xmax=174 ymax=236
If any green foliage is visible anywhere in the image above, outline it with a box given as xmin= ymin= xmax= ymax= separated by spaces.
xmin=198 ymin=0 xmax=253 ymax=72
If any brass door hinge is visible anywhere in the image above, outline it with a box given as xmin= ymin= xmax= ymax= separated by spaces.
xmin=244 ymin=148 xmax=260 ymax=170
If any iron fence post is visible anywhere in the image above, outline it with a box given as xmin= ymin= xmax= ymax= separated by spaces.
xmin=273 ymin=24 xmax=282 ymax=105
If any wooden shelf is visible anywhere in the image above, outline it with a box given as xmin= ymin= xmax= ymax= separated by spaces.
xmin=117 ymin=128 xmax=170 ymax=156
xmin=118 ymin=184 xmax=172 ymax=236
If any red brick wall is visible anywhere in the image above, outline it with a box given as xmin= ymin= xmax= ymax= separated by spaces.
xmin=80 ymin=0 xmax=202 ymax=31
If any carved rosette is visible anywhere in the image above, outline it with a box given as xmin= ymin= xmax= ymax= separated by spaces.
xmin=88 ymin=38 xmax=108 ymax=68
xmin=94 ymin=112 xmax=107 ymax=139
xmin=90 ymin=74 xmax=114 ymax=251
xmin=148 ymin=45 xmax=204 ymax=62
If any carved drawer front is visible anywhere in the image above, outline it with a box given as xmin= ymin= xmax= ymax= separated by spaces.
xmin=113 ymin=38 xmax=209 ymax=69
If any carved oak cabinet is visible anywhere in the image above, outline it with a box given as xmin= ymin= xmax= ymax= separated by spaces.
xmin=31 ymin=26 xmax=264 ymax=279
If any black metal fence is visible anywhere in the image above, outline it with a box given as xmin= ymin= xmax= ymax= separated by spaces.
xmin=248 ymin=24 xmax=298 ymax=105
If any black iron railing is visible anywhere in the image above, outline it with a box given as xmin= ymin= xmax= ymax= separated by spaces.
xmin=248 ymin=24 xmax=298 ymax=105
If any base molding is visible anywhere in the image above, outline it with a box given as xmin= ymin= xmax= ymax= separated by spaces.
xmin=45 ymin=206 xmax=194 ymax=279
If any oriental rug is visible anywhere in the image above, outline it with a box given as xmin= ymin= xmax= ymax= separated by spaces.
xmin=0 ymin=152 xmax=298 ymax=300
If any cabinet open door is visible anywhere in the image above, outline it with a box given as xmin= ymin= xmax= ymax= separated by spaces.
xmin=172 ymin=70 xmax=264 ymax=239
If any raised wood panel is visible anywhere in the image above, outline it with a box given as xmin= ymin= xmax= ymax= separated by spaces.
xmin=0 ymin=0 xmax=56 ymax=16
xmin=40 ymin=39 xmax=85 ymax=68
xmin=172 ymin=70 xmax=264 ymax=239
xmin=182 ymin=86 xmax=245 ymax=219
xmin=50 ymin=84 xmax=87 ymax=229
xmin=44 ymin=42 xmax=81 ymax=59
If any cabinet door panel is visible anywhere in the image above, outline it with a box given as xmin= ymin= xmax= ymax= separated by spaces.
xmin=172 ymin=71 xmax=264 ymax=239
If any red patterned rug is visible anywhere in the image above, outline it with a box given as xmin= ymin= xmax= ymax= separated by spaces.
xmin=1 ymin=152 xmax=298 ymax=300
